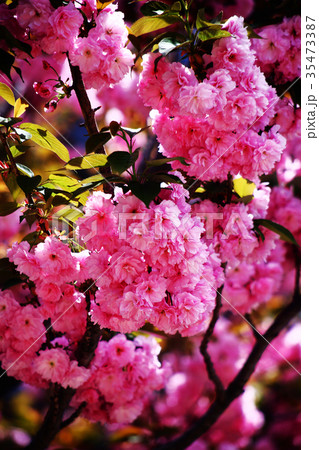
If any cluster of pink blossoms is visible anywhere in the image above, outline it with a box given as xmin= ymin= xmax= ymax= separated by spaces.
xmin=192 ymin=182 xmax=277 ymax=268
xmin=76 ymin=186 xmax=224 ymax=336
xmin=71 ymin=335 xmax=170 ymax=424
xmin=7 ymin=0 xmax=133 ymax=90
xmin=192 ymin=178 xmax=300 ymax=314
xmin=251 ymin=16 xmax=301 ymax=84
xmin=138 ymin=16 xmax=286 ymax=182
xmin=0 ymin=284 xmax=167 ymax=424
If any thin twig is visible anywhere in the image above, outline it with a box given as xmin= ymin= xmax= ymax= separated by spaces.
xmin=68 ymin=58 xmax=113 ymax=193
xmin=199 ymin=288 xmax=225 ymax=399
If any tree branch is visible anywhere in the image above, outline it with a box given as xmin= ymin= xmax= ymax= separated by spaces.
xmin=25 ymin=303 xmax=101 ymax=450
xmin=60 ymin=401 xmax=87 ymax=430
xmin=156 ymin=275 xmax=300 ymax=449
xmin=68 ymin=62 xmax=100 ymax=138
xmin=68 ymin=59 xmax=113 ymax=193
xmin=199 ymin=288 xmax=224 ymax=399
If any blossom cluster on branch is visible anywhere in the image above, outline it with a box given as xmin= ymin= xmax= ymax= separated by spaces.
xmin=0 ymin=1 xmax=300 ymax=448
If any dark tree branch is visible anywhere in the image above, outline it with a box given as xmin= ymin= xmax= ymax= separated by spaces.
xmin=68 ymin=58 xmax=113 ymax=194
xmin=68 ymin=62 xmax=100 ymax=138
xmin=60 ymin=401 xmax=87 ymax=430
xmin=25 ymin=305 xmax=101 ymax=450
xmin=244 ymin=313 xmax=263 ymax=342
xmin=156 ymin=264 xmax=301 ymax=450
xmin=199 ymin=288 xmax=225 ymax=399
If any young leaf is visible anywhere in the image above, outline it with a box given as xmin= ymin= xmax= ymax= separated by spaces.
xmin=233 ymin=177 xmax=256 ymax=198
xmin=196 ymin=9 xmax=231 ymax=41
xmin=246 ymin=25 xmax=263 ymax=39
xmin=10 ymin=145 xmax=25 ymax=158
xmin=65 ymin=153 xmax=108 ymax=170
xmin=14 ymin=98 xmax=29 ymax=117
xmin=146 ymin=156 xmax=189 ymax=166
xmin=254 ymin=219 xmax=299 ymax=246
xmin=19 ymin=123 xmax=70 ymax=162
xmin=130 ymin=14 xmax=182 ymax=37
xmin=158 ymin=37 xmax=181 ymax=56
xmin=108 ymin=151 xmax=133 ymax=174
xmin=0 ymin=82 xmax=15 ymax=106
xmin=85 ymin=132 xmax=111 ymax=154
xmin=17 ymin=174 xmax=41 ymax=194
xmin=129 ymin=180 xmax=161 ymax=207
xmin=16 ymin=163 xmax=34 ymax=177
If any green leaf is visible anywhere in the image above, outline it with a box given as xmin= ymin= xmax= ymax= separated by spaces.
xmin=10 ymin=145 xmax=25 ymax=158
xmin=69 ymin=180 xmax=104 ymax=199
xmin=0 ymin=201 xmax=19 ymax=216
xmin=254 ymin=219 xmax=299 ymax=246
xmin=13 ymin=127 xmax=32 ymax=143
xmin=121 ymin=125 xmax=150 ymax=138
xmin=4 ymin=172 xmax=22 ymax=200
xmin=108 ymin=151 xmax=133 ymax=174
xmin=254 ymin=225 xmax=265 ymax=242
xmin=129 ymin=180 xmax=161 ymax=207
xmin=65 ymin=153 xmax=108 ymax=170
xmin=198 ymin=26 xmax=231 ymax=42
xmin=140 ymin=1 xmax=169 ymax=16
xmin=21 ymin=231 xmax=43 ymax=246
xmin=158 ymin=37 xmax=181 ymax=56
xmin=134 ymin=30 xmax=185 ymax=59
xmin=246 ymin=25 xmax=263 ymax=39
xmin=51 ymin=193 xmax=72 ymax=206
xmin=130 ymin=14 xmax=182 ymax=37
xmin=146 ymin=156 xmax=189 ymax=166
xmin=0 ymin=82 xmax=15 ymax=106
xmin=17 ymin=174 xmax=41 ymax=194
xmin=85 ymin=132 xmax=111 ymax=154
xmin=212 ymin=11 xmax=223 ymax=23
xmin=80 ymin=173 xmax=106 ymax=184
xmin=16 ymin=163 xmax=34 ymax=177
xmin=196 ymin=9 xmax=231 ymax=41
xmin=19 ymin=123 xmax=70 ymax=162
xmin=171 ymin=1 xmax=181 ymax=11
